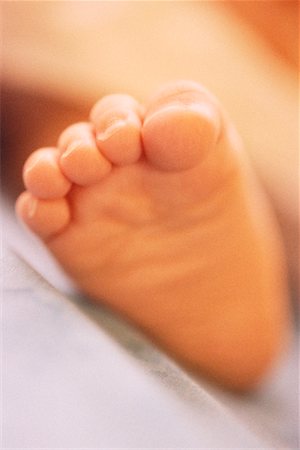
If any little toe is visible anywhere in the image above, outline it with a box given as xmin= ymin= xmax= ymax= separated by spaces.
xmin=58 ymin=122 xmax=112 ymax=186
xmin=90 ymin=94 xmax=143 ymax=166
xmin=23 ymin=148 xmax=72 ymax=199
xmin=142 ymin=80 xmax=222 ymax=171
xmin=16 ymin=191 xmax=71 ymax=240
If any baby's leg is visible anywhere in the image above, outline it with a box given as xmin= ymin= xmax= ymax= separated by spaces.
xmin=16 ymin=81 xmax=290 ymax=390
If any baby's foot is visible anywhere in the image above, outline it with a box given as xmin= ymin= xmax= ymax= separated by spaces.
xmin=16 ymin=81 xmax=289 ymax=390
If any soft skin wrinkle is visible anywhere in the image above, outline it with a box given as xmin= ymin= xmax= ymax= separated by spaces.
xmin=16 ymin=81 xmax=290 ymax=391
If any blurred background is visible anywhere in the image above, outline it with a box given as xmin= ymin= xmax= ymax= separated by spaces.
xmin=1 ymin=1 xmax=298 ymax=289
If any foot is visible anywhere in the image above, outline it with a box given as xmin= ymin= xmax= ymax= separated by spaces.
xmin=16 ymin=80 xmax=289 ymax=390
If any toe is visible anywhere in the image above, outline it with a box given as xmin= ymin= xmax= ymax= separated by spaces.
xmin=142 ymin=80 xmax=222 ymax=171
xmin=16 ymin=191 xmax=71 ymax=240
xmin=58 ymin=122 xmax=112 ymax=186
xmin=23 ymin=148 xmax=72 ymax=199
xmin=90 ymin=94 xmax=143 ymax=166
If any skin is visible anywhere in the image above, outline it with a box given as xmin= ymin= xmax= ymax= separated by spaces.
xmin=3 ymin=2 xmax=298 ymax=290
xmin=16 ymin=80 xmax=290 ymax=391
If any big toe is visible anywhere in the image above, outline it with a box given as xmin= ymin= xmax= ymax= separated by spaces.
xmin=142 ymin=80 xmax=222 ymax=171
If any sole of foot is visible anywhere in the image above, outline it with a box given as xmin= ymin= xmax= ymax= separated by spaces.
xmin=16 ymin=80 xmax=289 ymax=391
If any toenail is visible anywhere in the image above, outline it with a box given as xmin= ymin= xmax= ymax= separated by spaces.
xmin=25 ymin=156 xmax=42 ymax=174
xmin=62 ymin=140 xmax=85 ymax=158
xmin=28 ymin=197 xmax=38 ymax=218
xmin=24 ymin=152 xmax=57 ymax=176
xmin=144 ymin=102 xmax=215 ymax=127
xmin=96 ymin=118 xmax=128 ymax=142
